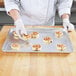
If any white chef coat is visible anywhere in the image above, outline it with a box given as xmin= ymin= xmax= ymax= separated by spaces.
xmin=4 ymin=0 xmax=73 ymax=25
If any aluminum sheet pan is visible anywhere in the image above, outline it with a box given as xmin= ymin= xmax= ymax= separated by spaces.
xmin=2 ymin=27 xmax=73 ymax=53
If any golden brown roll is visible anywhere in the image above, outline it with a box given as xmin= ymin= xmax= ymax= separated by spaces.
xmin=31 ymin=32 xmax=39 ymax=38
xmin=22 ymin=34 xmax=31 ymax=40
xmin=12 ymin=31 xmax=19 ymax=39
xmin=11 ymin=43 xmax=20 ymax=50
xmin=13 ymin=31 xmax=18 ymax=37
xmin=55 ymin=31 xmax=63 ymax=38
xmin=32 ymin=44 xmax=41 ymax=51
xmin=13 ymin=36 xmax=19 ymax=39
xmin=43 ymin=37 xmax=52 ymax=44
xmin=57 ymin=44 xmax=66 ymax=51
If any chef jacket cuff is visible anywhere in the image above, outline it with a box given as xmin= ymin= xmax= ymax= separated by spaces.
xmin=5 ymin=5 xmax=20 ymax=15
xmin=58 ymin=8 xmax=71 ymax=17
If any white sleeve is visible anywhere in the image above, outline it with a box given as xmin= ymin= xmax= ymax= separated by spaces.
xmin=4 ymin=0 xmax=20 ymax=13
xmin=57 ymin=0 xmax=73 ymax=17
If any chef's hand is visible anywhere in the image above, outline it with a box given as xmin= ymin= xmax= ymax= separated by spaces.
xmin=14 ymin=18 xmax=27 ymax=38
xmin=63 ymin=18 xmax=75 ymax=31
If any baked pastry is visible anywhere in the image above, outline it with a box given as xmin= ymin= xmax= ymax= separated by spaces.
xmin=22 ymin=34 xmax=31 ymax=40
xmin=13 ymin=36 xmax=19 ymax=39
xmin=57 ymin=44 xmax=66 ymax=51
xmin=12 ymin=31 xmax=19 ymax=39
xmin=43 ymin=37 xmax=52 ymax=44
xmin=31 ymin=32 xmax=39 ymax=38
xmin=11 ymin=43 xmax=20 ymax=50
xmin=55 ymin=31 xmax=63 ymax=38
xmin=13 ymin=31 xmax=18 ymax=37
xmin=32 ymin=44 xmax=41 ymax=51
